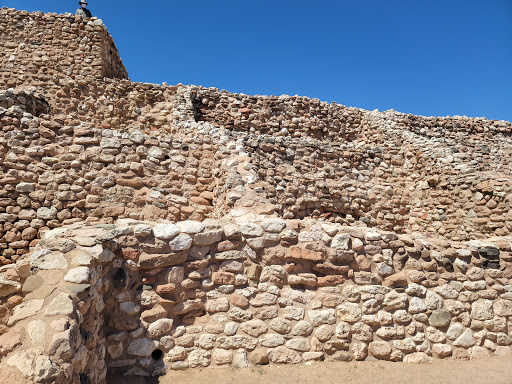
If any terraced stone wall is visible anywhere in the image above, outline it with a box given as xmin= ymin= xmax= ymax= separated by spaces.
xmin=0 ymin=91 xmax=226 ymax=264
xmin=0 ymin=217 xmax=511 ymax=383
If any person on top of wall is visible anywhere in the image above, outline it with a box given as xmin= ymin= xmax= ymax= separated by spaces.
xmin=75 ymin=1 xmax=92 ymax=18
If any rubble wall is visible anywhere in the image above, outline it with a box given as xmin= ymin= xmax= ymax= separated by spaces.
xmin=1 ymin=88 xmax=511 ymax=265
xmin=0 ymin=8 xmax=128 ymax=87
xmin=0 ymin=217 xmax=511 ymax=383
xmin=0 ymin=90 xmax=223 ymax=264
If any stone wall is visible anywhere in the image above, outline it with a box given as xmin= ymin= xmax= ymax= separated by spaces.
xmin=0 ymin=88 xmax=511 ymax=266
xmin=0 ymin=8 xmax=128 ymax=87
xmin=0 ymin=7 xmax=512 ymax=383
xmin=0 ymin=90 xmax=224 ymax=264
xmin=0 ymin=215 xmax=511 ymax=382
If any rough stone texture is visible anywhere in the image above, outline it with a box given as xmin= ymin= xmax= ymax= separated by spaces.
xmin=0 ymin=6 xmax=511 ymax=384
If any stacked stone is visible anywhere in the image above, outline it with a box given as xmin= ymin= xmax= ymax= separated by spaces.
xmin=1 ymin=87 xmax=511 ymax=264
xmin=238 ymin=129 xmax=512 ymax=239
xmin=189 ymin=87 xmax=365 ymax=140
xmin=0 ymin=91 xmax=219 ymax=263
xmin=49 ymin=78 xmax=182 ymax=133
xmin=0 ymin=7 xmax=127 ymax=89
xmin=1 ymin=215 xmax=510 ymax=382
xmin=0 ymin=223 xmax=115 ymax=383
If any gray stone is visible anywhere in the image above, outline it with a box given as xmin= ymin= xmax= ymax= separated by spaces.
xmin=453 ymin=329 xmax=475 ymax=348
xmin=239 ymin=222 xmax=264 ymax=237
xmin=446 ymin=323 xmax=464 ymax=340
xmin=494 ymin=300 xmax=512 ymax=316
xmin=134 ymin=224 xmax=152 ymax=237
xmin=127 ymin=338 xmax=158 ymax=356
xmin=429 ymin=310 xmax=451 ymax=328
xmin=194 ymin=230 xmax=223 ymax=245
xmin=292 ymin=320 xmax=314 ymax=336
xmin=212 ymin=348 xmax=232 ymax=365
xmin=46 ymin=292 xmax=74 ymax=316
xmin=408 ymin=297 xmax=427 ymax=314
xmin=177 ymin=221 xmax=205 ymax=234
xmin=404 ymin=352 xmax=434 ymax=364
xmin=8 ymin=300 xmax=44 ymax=325
xmin=206 ymin=297 xmax=230 ymax=313
xmin=27 ymin=319 xmax=46 ymax=343
xmin=38 ymin=238 xmax=76 ymax=253
xmin=147 ymin=319 xmax=174 ymax=338
xmin=16 ymin=183 xmax=35 ymax=193
xmin=331 ymin=233 xmax=351 ymax=250
xmin=471 ymin=299 xmax=494 ymax=320
xmin=425 ymin=291 xmax=443 ymax=310
xmin=308 ymin=309 xmax=336 ymax=326
xmin=286 ymin=337 xmax=310 ymax=352
xmin=261 ymin=219 xmax=286 ymax=233
xmin=7 ymin=348 xmax=58 ymax=381
xmin=31 ymin=251 xmax=68 ymax=270
xmin=336 ymin=303 xmax=362 ymax=323
xmin=268 ymin=318 xmax=292 ymax=334
xmin=240 ymin=319 xmax=268 ymax=337
xmin=268 ymin=346 xmax=301 ymax=364
xmin=369 ymin=341 xmax=391 ymax=359
xmin=383 ymin=291 xmax=408 ymax=310
xmin=259 ymin=334 xmax=285 ymax=347
xmin=188 ymin=349 xmax=211 ymax=368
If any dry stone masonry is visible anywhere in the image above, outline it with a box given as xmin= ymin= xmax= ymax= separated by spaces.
xmin=0 ymin=6 xmax=511 ymax=384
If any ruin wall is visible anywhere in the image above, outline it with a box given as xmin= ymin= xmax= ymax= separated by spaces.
xmin=0 ymin=217 xmax=511 ymax=382
xmin=0 ymin=8 xmax=128 ymax=86
xmin=0 ymin=8 xmax=512 ymax=383
xmin=0 ymin=89 xmax=511 ymax=266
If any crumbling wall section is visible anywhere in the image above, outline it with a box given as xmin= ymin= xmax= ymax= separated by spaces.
xmin=0 ymin=217 xmax=511 ymax=382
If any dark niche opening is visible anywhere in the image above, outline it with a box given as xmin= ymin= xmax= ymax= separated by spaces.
xmin=113 ymin=268 xmax=126 ymax=288
xmin=152 ymin=349 xmax=164 ymax=361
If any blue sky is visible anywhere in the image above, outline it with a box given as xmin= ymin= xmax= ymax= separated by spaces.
xmin=4 ymin=0 xmax=512 ymax=121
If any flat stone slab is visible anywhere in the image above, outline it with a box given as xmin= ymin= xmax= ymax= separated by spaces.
xmin=64 ymin=267 xmax=90 ymax=284
xmin=138 ymin=251 xmax=188 ymax=269
xmin=8 ymin=299 xmax=44 ymax=325
xmin=22 ymin=275 xmax=44 ymax=293
xmin=45 ymin=292 xmax=74 ymax=316
xmin=31 ymin=251 xmax=68 ymax=270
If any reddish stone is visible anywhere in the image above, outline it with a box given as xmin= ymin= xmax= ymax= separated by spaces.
xmin=190 ymin=196 xmax=210 ymax=206
xmin=212 ymin=271 xmax=236 ymax=285
xmin=383 ymin=271 xmax=408 ymax=288
xmin=117 ymin=178 xmax=145 ymax=188
xmin=318 ymin=275 xmax=345 ymax=287
xmin=288 ymin=246 xmax=325 ymax=262
xmin=230 ymin=293 xmax=249 ymax=309
xmin=181 ymin=206 xmax=196 ymax=214
xmin=200 ymin=191 xmax=215 ymax=200
xmin=156 ymin=283 xmax=176 ymax=295
xmin=217 ymin=240 xmax=240 ymax=252
xmin=103 ymin=206 xmax=125 ymax=217
xmin=0 ymin=329 xmax=21 ymax=356
xmin=141 ymin=275 xmax=160 ymax=284
xmin=141 ymin=304 xmax=167 ymax=323
xmin=118 ymin=248 xmax=140 ymax=260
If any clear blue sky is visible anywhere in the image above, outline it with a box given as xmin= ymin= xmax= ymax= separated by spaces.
xmin=4 ymin=0 xmax=512 ymax=121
